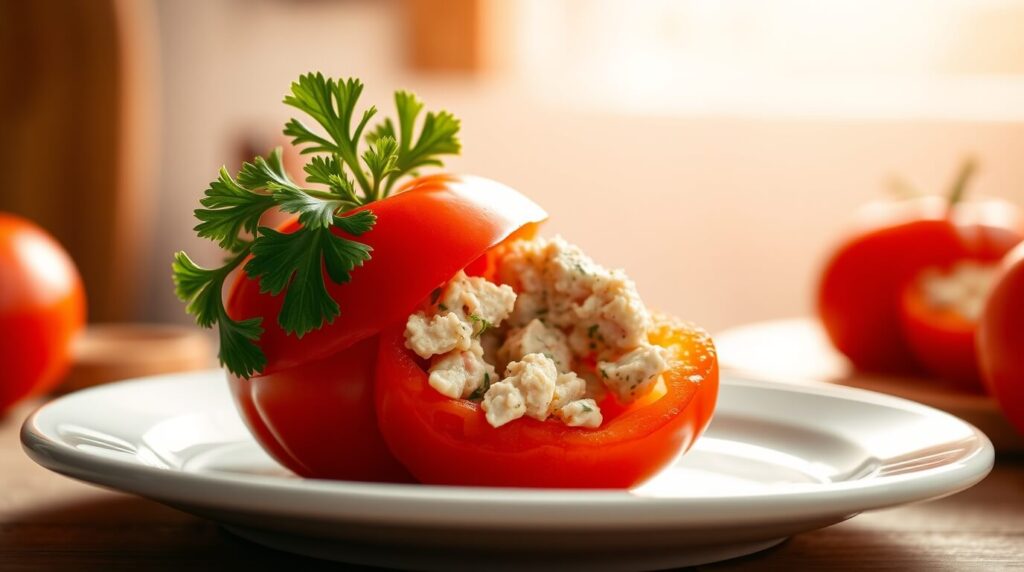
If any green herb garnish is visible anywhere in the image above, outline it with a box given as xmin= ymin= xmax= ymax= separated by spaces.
xmin=468 ymin=372 xmax=492 ymax=401
xmin=173 ymin=73 xmax=461 ymax=377
xmin=469 ymin=313 xmax=493 ymax=338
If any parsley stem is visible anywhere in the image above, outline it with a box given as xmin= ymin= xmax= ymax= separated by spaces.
xmin=337 ymin=149 xmax=373 ymax=202
xmin=220 ymin=246 xmax=252 ymax=278
xmin=370 ymin=176 xmax=383 ymax=202
xmin=383 ymin=175 xmax=399 ymax=197
xmin=306 ymin=188 xmax=352 ymax=203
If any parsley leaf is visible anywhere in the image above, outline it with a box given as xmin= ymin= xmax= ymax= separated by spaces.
xmin=304 ymin=155 xmax=358 ymax=202
xmin=193 ymin=168 xmax=276 ymax=253
xmin=333 ymin=210 xmax=376 ymax=235
xmin=362 ymin=135 xmax=400 ymax=197
xmin=371 ymin=90 xmax=461 ymax=195
xmin=237 ymin=147 xmax=295 ymax=191
xmin=283 ymin=74 xmax=376 ymax=198
xmin=468 ymin=372 xmax=492 ymax=401
xmin=245 ymin=225 xmax=372 ymax=337
xmin=171 ymin=251 xmax=266 ymax=377
xmin=175 ymin=74 xmax=461 ymax=377
xmin=272 ymin=187 xmax=350 ymax=229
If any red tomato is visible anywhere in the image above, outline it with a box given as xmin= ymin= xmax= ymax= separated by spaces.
xmin=227 ymin=175 xmax=547 ymax=375
xmin=225 ymin=175 xmax=547 ymax=480
xmin=227 ymin=337 xmax=414 ymax=481
xmin=818 ymin=195 xmax=1023 ymax=380
xmin=977 ymin=243 xmax=1024 ymax=435
xmin=374 ymin=316 xmax=719 ymax=488
xmin=0 ymin=213 xmax=85 ymax=413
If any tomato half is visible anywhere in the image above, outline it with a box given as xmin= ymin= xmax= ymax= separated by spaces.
xmin=0 ymin=213 xmax=85 ymax=414
xmin=227 ymin=175 xmax=547 ymax=375
xmin=818 ymin=196 xmax=1022 ymax=377
xmin=227 ymin=337 xmax=414 ymax=481
xmin=225 ymin=175 xmax=547 ymax=480
xmin=374 ymin=316 xmax=719 ymax=488
xmin=977 ymin=243 xmax=1024 ymax=435
xmin=899 ymin=282 xmax=982 ymax=391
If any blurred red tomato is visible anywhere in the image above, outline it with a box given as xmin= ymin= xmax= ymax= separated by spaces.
xmin=0 ymin=213 xmax=86 ymax=413
xmin=818 ymin=195 xmax=1022 ymax=379
xmin=818 ymin=159 xmax=1023 ymax=387
xmin=977 ymin=243 xmax=1024 ymax=435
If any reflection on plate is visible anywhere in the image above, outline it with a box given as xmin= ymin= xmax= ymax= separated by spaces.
xmin=23 ymin=370 xmax=992 ymax=570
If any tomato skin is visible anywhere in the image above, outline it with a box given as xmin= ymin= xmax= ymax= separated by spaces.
xmin=374 ymin=316 xmax=719 ymax=489
xmin=977 ymin=244 xmax=1024 ymax=435
xmin=226 ymin=175 xmax=547 ymax=375
xmin=0 ymin=213 xmax=85 ymax=413
xmin=818 ymin=196 xmax=1023 ymax=376
xmin=224 ymin=175 xmax=546 ymax=481
xmin=227 ymin=336 xmax=414 ymax=481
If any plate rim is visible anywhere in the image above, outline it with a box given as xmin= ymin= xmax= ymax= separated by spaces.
xmin=21 ymin=369 xmax=994 ymax=529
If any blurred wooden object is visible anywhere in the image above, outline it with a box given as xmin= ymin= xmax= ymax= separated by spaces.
xmin=715 ymin=318 xmax=1024 ymax=452
xmin=405 ymin=0 xmax=484 ymax=72
xmin=0 ymin=0 xmax=157 ymax=322
xmin=63 ymin=324 xmax=213 ymax=393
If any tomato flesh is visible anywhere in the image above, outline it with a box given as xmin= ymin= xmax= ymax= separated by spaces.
xmin=899 ymin=283 xmax=982 ymax=391
xmin=374 ymin=316 xmax=719 ymax=488
xmin=898 ymin=261 xmax=1002 ymax=391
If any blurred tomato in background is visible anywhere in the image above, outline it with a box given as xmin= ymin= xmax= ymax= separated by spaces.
xmin=978 ymin=244 xmax=1024 ymax=435
xmin=817 ymin=161 xmax=1024 ymax=390
xmin=0 ymin=213 xmax=85 ymax=414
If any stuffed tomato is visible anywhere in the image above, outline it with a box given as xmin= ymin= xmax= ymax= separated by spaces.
xmin=224 ymin=175 xmax=546 ymax=481
xmin=376 ymin=236 xmax=719 ymax=488
xmin=173 ymin=73 xmax=717 ymax=488
xmin=377 ymin=315 xmax=718 ymax=488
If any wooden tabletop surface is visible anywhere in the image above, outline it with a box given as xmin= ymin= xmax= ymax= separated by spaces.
xmin=2 ymin=398 xmax=1022 ymax=571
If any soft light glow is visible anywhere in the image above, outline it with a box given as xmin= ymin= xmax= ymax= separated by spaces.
xmin=14 ymin=231 xmax=75 ymax=305
xmin=511 ymin=0 xmax=1024 ymax=120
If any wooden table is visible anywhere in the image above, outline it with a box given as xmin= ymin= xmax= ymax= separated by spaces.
xmin=2 ymin=400 xmax=1022 ymax=571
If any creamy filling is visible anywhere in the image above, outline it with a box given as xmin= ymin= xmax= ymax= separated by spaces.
xmin=918 ymin=260 xmax=999 ymax=321
xmin=404 ymin=236 xmax=667 ymax=429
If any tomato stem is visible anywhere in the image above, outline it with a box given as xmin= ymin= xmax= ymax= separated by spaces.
xmin=947 ymin=156 xmax=978 ymax=207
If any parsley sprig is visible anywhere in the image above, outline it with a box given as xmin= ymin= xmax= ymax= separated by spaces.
xmin=172 ymin=73 xmax=461 ymax=377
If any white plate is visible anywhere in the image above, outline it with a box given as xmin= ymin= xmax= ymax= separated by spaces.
xmin=715 ymin=317 xmax=1024 ymax=452
xmin=22 ymin=370 xmax=993 ymax=571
